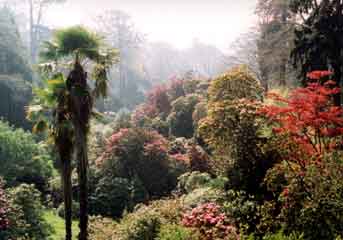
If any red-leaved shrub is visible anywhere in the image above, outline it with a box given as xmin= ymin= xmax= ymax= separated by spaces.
xmin=260 ymin=70 xmax=343 ymax=168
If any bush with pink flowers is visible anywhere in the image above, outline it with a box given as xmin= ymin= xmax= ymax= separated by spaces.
xmin=182 ymin=203 xmax=240 ymax=240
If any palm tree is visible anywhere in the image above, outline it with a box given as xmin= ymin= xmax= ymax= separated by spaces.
xmin=27 ymin=26 xmax=117 ymax=240
xmin=27 ymin=72 xmax=75 ymax=240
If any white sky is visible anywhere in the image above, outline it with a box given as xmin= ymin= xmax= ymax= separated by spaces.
xmin=45 ymin=0 xmax=258 ymax=51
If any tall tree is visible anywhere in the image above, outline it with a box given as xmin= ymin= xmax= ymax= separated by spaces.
xmin=27 ymin=0 xmax=66 ymax=63
xmin=28 ymin=26 xmax=117 ymax=240
xmin=225 ymin=30 xmax=264 ymax=88
xmin=290 ymin=0 xmax=343 ymax=105
xmin=95 ymin=10 xmax=143 ymax=98
xmin=0 ymin=7 xmax=32 ymax=129
xmin=0 ymin=0 xmax=66 ymax=63
xmin=0 ymin=6 xmax=32 ymax=80
xmin=256 ymin=0 xmax=296 ymax=87
xmin=27 ymin=71 xmax=75 ymax=240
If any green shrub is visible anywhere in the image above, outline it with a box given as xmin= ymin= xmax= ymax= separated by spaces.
xmin=157 ymin=224 xmax=199 ymax=240
xmin=177 ymin=172 xmax=212 ymax=193
xmin=207 ymin=65 xmax=263 ymax=103
xmin=199 ymin=66 xmax=270 ymax=193
xmin=222 ymin=190 xmax=259 ymax=234
xmin=262 ymin=153 xmax=343 ymax=240
xmin=149 ymin=117 xmax=169 ymax=137
xmin=89 ymin=177 xmax=133 ymax=218
xmin=0 ymin=121 xmax=53 ymax=191
xmin=167 ymin=94 xmax=200 ymax=138
xmin=5 ymin=184 xmax=51 ymax=239
xmin=244 ymin=231 xmax=304 ymax=240
xmin=115 ymin=205 xmax=161 ymax=240
xmin=57 ymin=201 xmax=80 ymax=220
xmin=182 ymin=187 xmax=226 ymax=209
xmin=48 ymin=177 xmax=63 ymax=208
xmin=95 ymin=198 xmax=183 ymax=240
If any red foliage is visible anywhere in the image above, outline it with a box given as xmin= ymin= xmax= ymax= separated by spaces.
xmin=97 ymin=128 xmax=169 ymax=166
xmin=146 ymin=85 xmax=171 ymax=115
xmin=182 ymin=203 xmax=239 ymax=240
xmin=260 ymin=71 xmax=343 ymax=167
xmin=170 ymin=153 xmax=189 ymax=163
xmin=306 ymin=70 xmax=333 ymax=80
xmin=0 ymin=180 xmax=10 ymax=230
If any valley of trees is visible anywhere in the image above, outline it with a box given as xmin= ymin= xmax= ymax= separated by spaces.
xmin=0 ymin=0 xmax=343 ymax=240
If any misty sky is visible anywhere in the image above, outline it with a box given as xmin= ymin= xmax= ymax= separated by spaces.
xmin=46 ymin=0 xmax=258 ymax=51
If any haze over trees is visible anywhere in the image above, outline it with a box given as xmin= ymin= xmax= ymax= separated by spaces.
xmin=0 ymin=1 xmax=343 ymax=240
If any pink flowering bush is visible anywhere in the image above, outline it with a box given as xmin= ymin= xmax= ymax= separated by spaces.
xmin=182 ymin=203 xmax=240 ymax=240
xmin=131 ymin=103 xmax=159 ymax=126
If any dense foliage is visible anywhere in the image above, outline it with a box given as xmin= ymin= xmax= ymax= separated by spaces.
xmin=2 ymin=1 xmax=343 ymax=239
xmin=0 ymin=7 xmax=33 ymax=129
xmin=1 ymin=184 xmax=51 ymax=240
xmin=259 ymin=71 xmax=343 ymax=239
xmin=0 ymin=179 xmax=10 ymax=231
xmin=91 ymin=127 xmax=187 ymax=218
xmin=0 ymin=121 xmax=53 ymax=190
xmin=199 ymin=67 xmax=269 ymax=192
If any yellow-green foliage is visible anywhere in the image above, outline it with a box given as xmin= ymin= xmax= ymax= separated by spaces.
xmin=90 ymin=199 xmax=183 ymax=240
xmin=199 ymin=66 xmax=263 ymax=157
xmin=208 ymin=65 xmax=263 ymax=103
xmin=88 ymin=216 xmax=116 ymax=240
xmin=198 ymin=67 xmax=265 ymax=191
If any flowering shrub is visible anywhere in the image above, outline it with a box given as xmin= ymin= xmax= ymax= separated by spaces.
xmin=182 ymin=203 xmax=240 ymax=240
xmin=98 ymin=128 xmax=180 ymax=199
xmin=131 ymin=103 xmax=159 ymax=126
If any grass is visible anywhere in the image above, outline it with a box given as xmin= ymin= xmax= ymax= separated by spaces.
xmin=43 ymin=210 xmax=79 ymax=240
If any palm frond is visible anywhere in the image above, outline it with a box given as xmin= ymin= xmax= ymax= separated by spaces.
xmin=54 ymin=26 xmax=100 ymax=58
xmin=92 ymin=48 xmax=118 ymax=98
xmin=39 ymin=41 xmax=60 ymax=62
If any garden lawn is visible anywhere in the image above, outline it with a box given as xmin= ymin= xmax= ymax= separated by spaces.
xmin=43 ymin=210 xmax=79 ymax=240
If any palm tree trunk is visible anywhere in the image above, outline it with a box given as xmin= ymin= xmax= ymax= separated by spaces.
xmin=61 ymin=157 xmax=73 ymax=240
xmin=75 ymin=127 xmax=89 ymax=240
xmin=68 ymin=61 xmax=91 ymax=240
